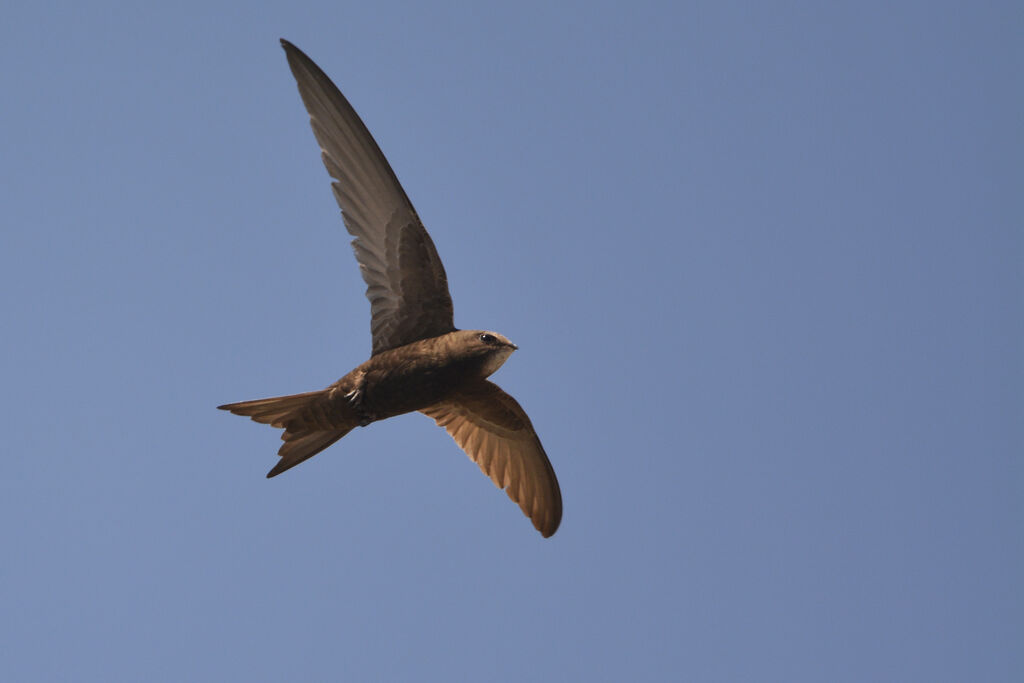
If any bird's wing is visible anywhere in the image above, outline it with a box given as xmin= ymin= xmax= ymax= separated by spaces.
xmin=281 ymin=39 xmax=455 ymax=355
xmin=420 ymin=380 xmax=562 ymax=537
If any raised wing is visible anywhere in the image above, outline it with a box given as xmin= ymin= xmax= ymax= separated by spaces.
xmin=421 ymin=380 xmax=562 ymax=537
xmin=281 ymin=39 xmax=455 ymax=354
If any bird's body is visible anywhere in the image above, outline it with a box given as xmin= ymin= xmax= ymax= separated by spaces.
xmin=223 ymin=331 xmax=517 ymax=474
xmin=219 ymin=40 xmax=562 ymax=537
xmin=337 ymin=331 xmax=518 ymax=422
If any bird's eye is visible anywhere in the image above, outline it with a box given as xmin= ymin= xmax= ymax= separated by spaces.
xmin=479 ymin=333 xmax=496 ymax=344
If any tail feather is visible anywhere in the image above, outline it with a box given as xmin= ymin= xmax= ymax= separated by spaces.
xmin=218 ymin=391 xmax=326 ymax=428
xmin=218 ymin=390 xmax=356 ymax=477
xmin=268 ymin=428 xmax=350 ymax=478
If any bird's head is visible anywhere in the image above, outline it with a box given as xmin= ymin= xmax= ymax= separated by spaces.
xmin=449 ymin=330 xmax=518 ymax=377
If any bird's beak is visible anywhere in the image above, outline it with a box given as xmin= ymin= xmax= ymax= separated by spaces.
xmin=508 ymin=342 xmax=519 ymax=351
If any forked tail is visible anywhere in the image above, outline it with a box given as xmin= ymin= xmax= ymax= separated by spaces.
xmin=218 ymin=390 xmax=356 ymax=477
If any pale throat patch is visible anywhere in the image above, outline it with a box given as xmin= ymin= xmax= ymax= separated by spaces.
xmin=480 ymin=347 xmax=515 ymax=377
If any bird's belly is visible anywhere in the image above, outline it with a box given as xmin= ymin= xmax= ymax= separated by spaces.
xmin=358 ymin=362 xmax=466 ymax=420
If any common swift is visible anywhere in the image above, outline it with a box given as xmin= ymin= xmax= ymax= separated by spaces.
xmin=218 ymin=40 xmax=562 ymax=538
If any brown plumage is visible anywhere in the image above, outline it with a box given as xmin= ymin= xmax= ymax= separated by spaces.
xmin=218 ymin=40 xmax=562 ymax=538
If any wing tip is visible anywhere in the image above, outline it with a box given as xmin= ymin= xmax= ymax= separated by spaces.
xmin=534 ymin=508 xmax=562 ymax=538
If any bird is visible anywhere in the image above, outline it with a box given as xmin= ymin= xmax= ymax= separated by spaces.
xmin=218 ymin=39 xmax=562 ymax=538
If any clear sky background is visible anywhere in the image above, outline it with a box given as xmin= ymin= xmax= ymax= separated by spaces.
xmin=2 ymin=1 xmax=1020 ymax=681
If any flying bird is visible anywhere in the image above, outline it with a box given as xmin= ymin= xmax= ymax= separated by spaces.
xmin=218 ymin=39 xmax=562 ymax=538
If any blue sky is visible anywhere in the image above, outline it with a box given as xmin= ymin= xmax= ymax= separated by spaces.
xmin=2 ymin=1 xmax=1020 ymax=680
